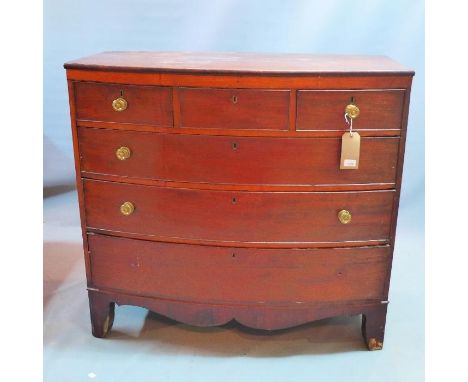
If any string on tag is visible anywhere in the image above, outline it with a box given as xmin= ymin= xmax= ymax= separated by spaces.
xmin=344 ymin=112 xmax=353 ymax=137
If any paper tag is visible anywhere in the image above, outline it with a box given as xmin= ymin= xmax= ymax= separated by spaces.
xmin=343 ymin=159 xmax=357 ymax=167
xmin=340 ymin=132 xmax=360 ymax=169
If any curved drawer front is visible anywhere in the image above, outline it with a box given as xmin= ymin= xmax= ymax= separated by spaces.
xmin=297 ymin=90 xmax=405 ymax=131
xmin=89 ymin=234 xmax=390 ymax=304
xmin=78 ymin=128 xmax=399 ymax=187
xmin=83 ymin=179 xmax=394 ymax=245
xmin=75 ymin=82 xmax=173 ymax=126
xmin=178 ymin=87 xmax=290 ymax=130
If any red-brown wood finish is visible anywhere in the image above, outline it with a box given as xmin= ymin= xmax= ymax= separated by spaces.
xmin=64 ymin=52 xmax=414 ymax=350
xmin=74 ymin=82 xmax=173 ymax=126
xmin=87 ymin=288 xmax=387 ymax=336
xmin=89 ymin=234 xmax=390 ymax=304
xmin=66 ymin=80 xmax=92 ymax=284
xmin=382 ymin=84 xmax=413 ymax=304
xmin=83 ymin=179 xmax=394 ymax=245
xmin=64 ymin=51 xmax=413 ymax=75
xmin=296 ymin=90 xmax=405 ymax=131
xmin=67 ymin=69 xmax=412 ymax=90
xmin=78 ymin=127 xmax=400 ymax=187
xmin=77 ymin=120 xmax=401 ymax=138
xmin=178 ymin=87 xmax=290 ymax=130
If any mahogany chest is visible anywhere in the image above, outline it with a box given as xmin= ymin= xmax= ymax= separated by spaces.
xmin=64 ymin=52 xmax=413 ymax=350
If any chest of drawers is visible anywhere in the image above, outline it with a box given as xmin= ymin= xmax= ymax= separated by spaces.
xmin=64 ymin=52 xmax=413 ymax=350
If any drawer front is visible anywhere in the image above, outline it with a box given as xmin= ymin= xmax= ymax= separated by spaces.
xmin=89 ymin=234 xmax=390 ymax=303
xmin=296 ymin=90 xmax=405 ymax=131
xmin=78 ymin=127 xmax=399 ymax=186
xmin=74 ymin=82 xmax=173 ymax=126
xmin=178 ymin=87 xmax=290 ymax=130
xmin=83 ymin=179 xmax=394 ymax=244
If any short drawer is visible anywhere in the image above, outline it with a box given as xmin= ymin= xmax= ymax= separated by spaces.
xmin=74 ymin=82 xmax=173 ymax=126
xmin=178 ymin=87 xmax=290 ymax=130
xmin=296 ymin=90 xmax=405 ymax=131
xmin=78 ymin=127 xmax=399 ymax=187
xmin=83 ymin=179 xmax=394 ymax=245
xmin=89 ymin=234 xmax=390 ymax=304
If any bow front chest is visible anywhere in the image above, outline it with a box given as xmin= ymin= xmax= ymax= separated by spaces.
xmin=64 ymin=52 xmax=413 ymax=350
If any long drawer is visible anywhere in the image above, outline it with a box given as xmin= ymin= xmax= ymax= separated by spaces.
xmin=78 ymin=127 xmax=399 ymax=187
xmin=83 ymin=179 xmax=394 ymax=245
xmin=89 ymin=234 xmax=390 ymax=304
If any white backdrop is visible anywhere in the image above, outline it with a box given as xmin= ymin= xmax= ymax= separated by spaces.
xmin=44 ymin=0 xmax=424 ymax=216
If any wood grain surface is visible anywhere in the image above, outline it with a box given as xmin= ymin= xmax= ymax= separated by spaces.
xmin=67 ymin=70 xmax=412 ymax=89
xmin=75 ymin=81 xmax=173 ymax=126
xmin=87 ymin=288 xmax=388 ymax=332
xmin=64 ymin=51 xmax=414 ymax=75
xmin=89 ymin=234 xmax=390 ymax=304
xmin=297 ymin=90 xmax=404 ymax=131
xmin=178 ymin=87 xmax=290 ymax=130
xmin=83 ymin=179 xmax=395 ymax=245
xmin=78 ymin=127 xmax=399 ymax=187
xmin=64 ymin=52 xmax=413 ymax=345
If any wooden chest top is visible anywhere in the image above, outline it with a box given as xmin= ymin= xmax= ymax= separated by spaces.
xmin=65 ymin=51 xmax=413 ymax=75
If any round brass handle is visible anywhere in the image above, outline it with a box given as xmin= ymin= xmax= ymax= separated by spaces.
xmin=115 ymin=146 xmax=131 ymax=160
xmin=338 ymin=209 xmax=352 ymax=224
xmin=112 ymin=97 xmax=128 ymax=112
xmin=120 ymin=201 xmax=135 ymax=216
xmin=345 ymin=103 xmax=360 ymax=119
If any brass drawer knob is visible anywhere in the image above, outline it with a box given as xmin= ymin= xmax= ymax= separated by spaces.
xmin=115 ymin=146 xmax=131 ymax=160
xmin=338 ymin=209 xmax=352 ymax=224
xmin=345 ymin=103 xmax=360 ymax=119
xmin=120 ymin=201 xmax=135 ymax=216
xmin=112 ymin=97 xmax=128 ymax=112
